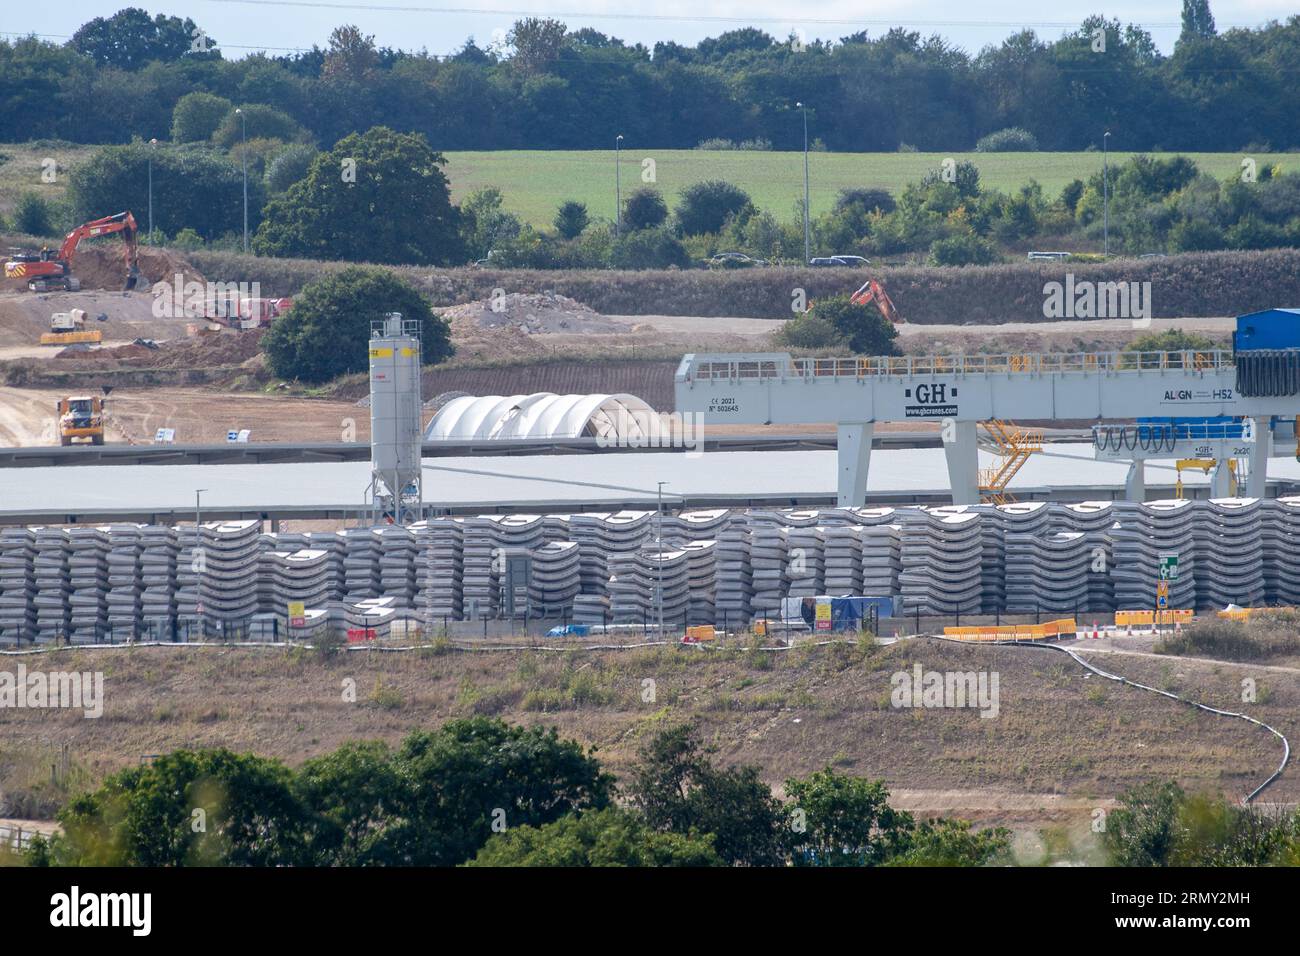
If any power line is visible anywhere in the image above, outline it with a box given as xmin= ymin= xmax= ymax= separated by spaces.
xmin=195 ymin=0 xmax=1275 ymax=32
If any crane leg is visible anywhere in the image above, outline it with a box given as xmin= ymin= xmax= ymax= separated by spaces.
xmin=1247 ymin=416 xmax=1271 ymax=498
xmin=836 ymin=422 xmax=873 ymax=507
xmin=945 ymin=420 xmax=979 ymax=505
xmin=1125 ymin=461 xmax=1146 ymax=502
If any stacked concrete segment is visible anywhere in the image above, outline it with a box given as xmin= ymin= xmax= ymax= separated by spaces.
xmin=9 ymin=500 xmax=1300 ymax=635
xmin=0 ymin=528 xmax=37 ymax=635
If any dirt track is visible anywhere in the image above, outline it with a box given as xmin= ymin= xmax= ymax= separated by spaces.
xmin=0 ymin=386 xmax=369 ymax=447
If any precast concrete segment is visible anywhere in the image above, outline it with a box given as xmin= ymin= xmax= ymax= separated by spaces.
xmin=7 ymin=499 xmax=1300 ymax=639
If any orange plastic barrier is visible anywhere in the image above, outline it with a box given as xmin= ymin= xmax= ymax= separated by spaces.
xmin=1215 ymin=606 xmax=1297 ymax=621
xmin=943 ymin=619 xmax=1077 ymax=642
xmin=1114 ymin=609 xmax=1194 ymax=626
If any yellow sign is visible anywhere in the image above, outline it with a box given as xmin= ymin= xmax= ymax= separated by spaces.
xmin=814 ymin=599 xmax=832 ymax=631
xmin=1156 ymin=581 xmax=1169 ymax=598
xmin=369 ymin=347 xmax=393 ymax=359
xmin=288 ymin=601 xmax=306 ymax=626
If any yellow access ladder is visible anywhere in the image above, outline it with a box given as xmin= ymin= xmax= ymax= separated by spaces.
xmin=978 ymin=420 xmax=1043 ymax=504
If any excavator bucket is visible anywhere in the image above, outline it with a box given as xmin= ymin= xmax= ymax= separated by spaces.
xmin=124 ymin=265 xmax=140 ymax=291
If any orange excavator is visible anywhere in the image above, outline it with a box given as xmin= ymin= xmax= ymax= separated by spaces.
xmin=4 ymin=211 xmax=141 ymax=293
xmin=849 ymin=278 xmax=901 ymax=324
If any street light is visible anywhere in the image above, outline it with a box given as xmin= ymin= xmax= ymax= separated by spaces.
xmin=147 ymin=138 xmax=157 ymax=244
xmin=797 ymin=102 xmax=810 ymax=263
xmin=1102 ymin=130 xmax=1111 ymax=257
xmin=656 ymin=481 xmax=666 ymax=638
xmin=614 ymin=134 xmax=624 ymax=235
xmin=194 ymin=489 xmax=207 ymax=638
xmin=236 ymin=108 xmax=248 ymax=253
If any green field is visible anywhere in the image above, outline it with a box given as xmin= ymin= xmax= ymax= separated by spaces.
xmin=2 ymin=141 xmax=1294 ymax=230
xmin=443 ymin=149 xmax=1297 ymax=227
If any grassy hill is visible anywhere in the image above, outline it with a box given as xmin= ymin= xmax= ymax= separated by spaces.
xmin=2 ymin=142 xmax=1293 ymax=229
xmin=1 ymin=636 xmax=1293 ymax=835
xmin=442 ymin=149 xmax=1295 ymax=227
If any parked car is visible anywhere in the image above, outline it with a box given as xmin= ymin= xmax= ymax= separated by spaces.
xmin=809 ymin=255 xmax=870 ymax=267
xmin=705 ymin=252 xmax=768 ymax=268
xmin=1026 ymin=251 xmax=1071 ymax=261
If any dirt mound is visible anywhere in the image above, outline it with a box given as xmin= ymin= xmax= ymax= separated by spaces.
xmin=441 ymin=291 xmax=633 ymax=334
xmin=51 ymin=328 xmax=265 ymax=370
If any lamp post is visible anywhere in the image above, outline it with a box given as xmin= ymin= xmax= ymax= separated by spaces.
xmin=147 ymin=138 xmax=157 ymax=244
xmin=614 ymin=134 xmax=624 ymax=235
xmin=656 ymin=481 xmax=666 ymax=638
xmin=797 ymin=102 xmax=810 ymax=263
xmin=1103 ymin=130 xmax=1111 ymax=257
xmin=236 ymin=108 xmax=248 ymax=253
xmin=194 ymin=488 xmax=207 ymax=639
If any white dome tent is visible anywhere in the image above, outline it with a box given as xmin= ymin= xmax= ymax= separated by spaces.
xmin=424 ymin=393 xmax=665 ymax=443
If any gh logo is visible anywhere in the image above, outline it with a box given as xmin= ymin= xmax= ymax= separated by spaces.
xmin=914 ymin=383 xmax=947 ymax=404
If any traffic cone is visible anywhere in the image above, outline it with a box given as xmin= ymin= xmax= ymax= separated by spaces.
xmin=1092 ymin=620 xmax=1100 ymax=639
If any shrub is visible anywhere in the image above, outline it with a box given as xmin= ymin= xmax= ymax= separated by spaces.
xmin=261 ymin=266 xmax=453 ymax=383
xmin=553 ymin=200 xmax=589 ymax=239
xmin=928 ymin=234 xmax=1001 ymax=266
xmin=808 ymin=294 xmax=899 ymax=355
xmin=1169 ymin=218 xmax=1225 ymax=252
xmin=469 ymin=807 xmax=721 ymax=866
xmin=776 ymin=312 xmax=846 ymax=350
xmin=975 ymin=127 xmax=1039 ymax=152
xmin=1154 ymin=611 xmax=1300 ymax=661
xmin=621 ymin=187 xmax=668 ymax=231
xmin=15 ymin=191 xmax=54 ymax=236
xmin=675 ymin=180 xmax=754 ymax=236
xmin=264 ymin=143 xmax=318 ymax=194
xmin=835 ymin=187 xmax=896 ymax=215
xmin=211 ymin=103 xmax=309 ymax=150
xmin=609 ymin=227 xmax=691 ymax=270
xmin=695 ymin=138 xmax=735 ymax=150
xmin=171 ymin=91 xmax=233 ymax=143
xmin=170 ymin=227 xmax=204 ymax=251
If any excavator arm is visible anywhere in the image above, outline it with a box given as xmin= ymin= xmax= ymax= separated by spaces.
xmin=849 ymin=279 xmax=901 ymax=324
xmin=57 ymin=212 xmax=141 ymax=291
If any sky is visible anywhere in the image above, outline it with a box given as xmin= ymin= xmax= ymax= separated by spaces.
xmin=11 ymin=0 xmax=1299 ymax=59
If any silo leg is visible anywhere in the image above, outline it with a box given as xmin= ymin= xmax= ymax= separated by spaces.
xmin=944 ymin=420 xmax=979 ymax=505
xmin=836 ymin=422 xmax=873 ymax=507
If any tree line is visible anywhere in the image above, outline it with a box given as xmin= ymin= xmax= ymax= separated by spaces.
xmin=3 ymin=3 xmax=1300 ymax=152
xmin=17 ymin=123 xmax=1298 ymax=275
xmin=17 ymin=718 xmax=1011 ymax=867
xmin=13 ymin=715 xmax=1299 ymax=866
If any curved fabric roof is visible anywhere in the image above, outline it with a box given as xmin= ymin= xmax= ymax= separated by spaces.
xmin=424 ymin=393 xmax=665 ymax=441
